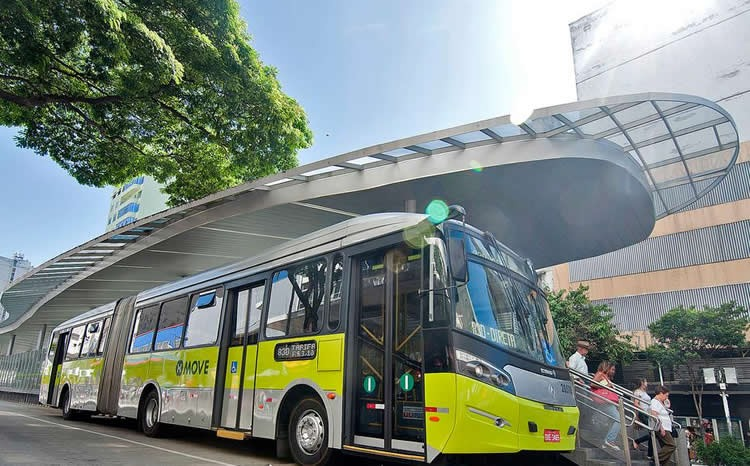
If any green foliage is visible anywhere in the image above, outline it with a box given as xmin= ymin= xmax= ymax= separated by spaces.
xmin=696 ymin=438 xmax=750 ymax=466
xmin=0 ymin=0 xmax=312 ymax=205
xmin=648 ymin=303 xmax=750 ymax=360
xmin=547 ymin=284 xmax=636 ymax=363
xmin=646 ymin=302 xmax=750 ymax=420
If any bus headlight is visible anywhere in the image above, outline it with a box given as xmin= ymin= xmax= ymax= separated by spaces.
xmin=455 ymin=349 xmax=514 ymax=394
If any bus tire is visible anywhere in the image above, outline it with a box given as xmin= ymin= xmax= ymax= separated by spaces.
xmin=139 ymin=389 xmax=162 ymax=438
xmin=288 ymin=397 xmax=331 ymax=466
xmin=60 ymin=389 xmax=76 ymax=421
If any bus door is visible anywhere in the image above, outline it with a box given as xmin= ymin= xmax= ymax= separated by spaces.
xmin=219 ymin=281 xmax=266 ymax=431
xmin=47 ymin=332 xmax=68 ymax=405
xmin=349 ymin=246 xmax=426 ymax=459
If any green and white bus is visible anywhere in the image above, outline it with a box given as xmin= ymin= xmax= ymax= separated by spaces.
xmin=40 ymin=208 xmax=577 ymax=465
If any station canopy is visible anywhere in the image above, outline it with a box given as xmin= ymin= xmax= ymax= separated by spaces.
xmin=0 ymin=93 xmax=739 ymax=338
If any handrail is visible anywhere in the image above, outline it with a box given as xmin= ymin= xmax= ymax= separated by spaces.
xmin=569 ymin=366 xmax=687 ymax=466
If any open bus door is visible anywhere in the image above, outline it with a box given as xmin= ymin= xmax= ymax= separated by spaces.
xmin=216 ymin=279 xmax=266 ymax=434
xmin=47 ymin=331 xmax=68 ymax=406
xmin=346 ymin=246 xmax=426 ymax=461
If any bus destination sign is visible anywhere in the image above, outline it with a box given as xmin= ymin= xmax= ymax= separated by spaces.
xmin=274 ymin=340 xmax=317 ymax=361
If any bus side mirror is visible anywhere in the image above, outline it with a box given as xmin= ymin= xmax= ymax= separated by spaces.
xmin=448 ymin=235 xmax=468 ymax=283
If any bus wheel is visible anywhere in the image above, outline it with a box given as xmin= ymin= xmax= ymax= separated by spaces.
xmin=289 ymin=397 xmax=331 ymax=466
xmin=60 ymin=389 xmax=76 ymax=421
xmin=139 ymin=390 xmax=162 ymax=437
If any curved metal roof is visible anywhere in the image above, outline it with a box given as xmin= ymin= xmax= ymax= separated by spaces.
xmin=0 ymin=92 xmax=739 ymax=345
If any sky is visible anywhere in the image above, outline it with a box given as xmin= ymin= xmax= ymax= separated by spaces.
xmin=0 ymin=0 xmax=608 ymax=267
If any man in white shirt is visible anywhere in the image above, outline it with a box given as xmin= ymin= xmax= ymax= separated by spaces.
xmin=567 ymin=340 xmax=590 ymax=381
xmin=650 ymin=385 xmax=676 ymax=465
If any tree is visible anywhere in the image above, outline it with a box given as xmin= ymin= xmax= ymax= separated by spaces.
xmin=646 ymin=302 xmax=750 ymax=421
xmin=0 ymin=0 xmax=312 ymax=205
xmin=547 ymin=284 xmax=636 ymax=364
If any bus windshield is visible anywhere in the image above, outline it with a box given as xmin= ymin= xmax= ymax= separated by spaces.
xmin=452 ymin=231 xmax=565 ymax=368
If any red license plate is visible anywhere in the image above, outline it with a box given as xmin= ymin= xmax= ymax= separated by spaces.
xmin=544 ymin=429 xmax=561 ymax=442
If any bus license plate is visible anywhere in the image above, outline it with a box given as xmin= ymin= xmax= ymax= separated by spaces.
xmin=544 ymin=429 xmax=560 ymax=442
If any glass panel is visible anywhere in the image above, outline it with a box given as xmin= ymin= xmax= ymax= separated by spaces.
xmin=637 ymin=138 xmax=679 ymax=166
xmin=155 ymin=297 xmax=188 ymax=350
xmin=716 ymin=122 xmax=737 ymax=146
xmin=184 ymin=289 xmax=223 ymax=347
xmin=677 ymin=127 xmax=718 ymax=155
xmin=355 ymin=251 xmax=386 ymax=438
xmin=196 ymin=292 xmax=216 ymax=308
xmin=232 ymin=289 xmax=250 ymax=347
xmin=98 ymin=318 xmax=110 ymax=354
xmin=392 ymin=247 xmax=424 ymax=443
xmin=578 ymin=116 xmax=617 ymax=136
xmin=627 ymin=119 xmax=669 ymax=144
xmin=328 ymin=255 xmax=344 ymax=330
xmin=301 ymin=166 xmax=345 ymax=176
xmin=347 ymin=156 xmax=384 ymax=165
xmin=266 ymin=259 xmax=327 ymax=338
xmin=130 ymin=305 xmax=159 ymax=353
xmin=686 ymin=148 xmax=735 ymax=176
xmin=382 ymin=148 xmax=415 ymax=157
xmin=247 ymin=285 xmax=264 ymax=344
xmin=559 ymin=107 xmax=602 ymax=125
xmin=526 ymin=116 xmax=564 ymax=133
xmin=424 ymin=239 xmax=450 ymax=328
xmin=415 ymin=140 xmax=452 ymax=150
xmin=80 ymin=321 xmax=101 ymax=358
xmin=452 ymin=131 xmax=492 ymax=143
xmin=66 ymin=325 xmax=86 ymax=360
xmin=667 ymin=106 xmax=722 ymax=132
xmin=487 ymin=123 xmax=525 ymax=137
xmin=613 ymin=102 xmax=656 ymax=125
xmin=454 ymin=262 xmax=564 ymax=368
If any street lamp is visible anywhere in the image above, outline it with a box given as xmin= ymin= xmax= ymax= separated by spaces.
xmin=703 ymin=367 xmax=738 ymax=436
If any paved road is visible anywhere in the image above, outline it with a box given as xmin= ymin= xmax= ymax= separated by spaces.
xmin=0 ymin=400 xmax=291 ymax=466
xmin=0 ymin=401 xmax=571 ymax=465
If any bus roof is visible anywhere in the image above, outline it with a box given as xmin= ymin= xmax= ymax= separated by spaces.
xmin=53 ymin=212 xmax=429 ymax=331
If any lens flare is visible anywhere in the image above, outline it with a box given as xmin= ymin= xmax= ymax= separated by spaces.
xmin=470 ymin=160 xmax=483 ymax=172
xmin=425 ymin=199 xmax=450 ymax=224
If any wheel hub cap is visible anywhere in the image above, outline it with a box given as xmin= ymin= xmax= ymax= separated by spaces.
xmin=296 ymin=409 xmax=324 ymax=454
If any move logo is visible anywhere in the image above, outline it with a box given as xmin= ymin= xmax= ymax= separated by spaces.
xmin=175 ymin=359 xmax=210 ymax=376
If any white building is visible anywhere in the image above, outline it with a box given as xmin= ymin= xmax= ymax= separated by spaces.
xmin=0 ymin=253 xmax=31 ymax=290
xmin=105 ymin=175 xmax=169 ymax=231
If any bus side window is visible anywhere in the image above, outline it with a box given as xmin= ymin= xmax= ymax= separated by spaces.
xmin=266 ymin=258 xmax=327 ymax=338
xmin=80 ymin=321 xmax=101 ymax=358
xmin=155 ymin=296 xmax=189 ymax=350
xmin=130 ymin=305 xmax=160 ymax=353
xmin=66 ymin=325 xmax=86 ymax=361
xmin=184 ymin=288 xmax=223 ymax=347
xmin=328 ymin=254 xmax=344 ymax=330
xmin=97 ymin=318 xmax=110 ymax=355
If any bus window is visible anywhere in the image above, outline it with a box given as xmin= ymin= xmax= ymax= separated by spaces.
xmin=184 ymin=289 xmax=223 ymax=347
xmin=97 ymin=317 xmax=110 ymax=355
xmin=328 ymin=254 xmax=344 ymax=330
xmin=155 ymin=296 xmax=188 ymax=350
xmin=80 ymin=321 xmax=101 ymax=358
xmin=232 ymin=285 xmax=265 ymax=346
xmin=130 ymin=305 xmax=159 ymax=353
xmin=66 ymin=325 xmax=86 ymax=360
xmin=266 ymin=258 xmax=327 ymax=338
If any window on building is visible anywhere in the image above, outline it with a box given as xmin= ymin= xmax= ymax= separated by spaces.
xmin=66 ymin=325 xmax=86 ymax=360
xmin=184 ymin=289 xmax=223 ymax=347
xmin=130 ymin=305 xmax=160 ymax=353
xmin=155 ymin=297 xmax=189 ymax=350
xmin=266 ymin=258 xmax=327 ymax=338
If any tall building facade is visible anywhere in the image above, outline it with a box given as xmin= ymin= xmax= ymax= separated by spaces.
xmin=105 ymin=175 xmax=169 ymax=231
xmin=0 ymin=253 xmax=32 ymax=290
xmin=554 ymin=1 xmax=750 ymax=348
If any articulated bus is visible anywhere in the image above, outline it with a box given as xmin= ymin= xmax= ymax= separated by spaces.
xmin=39 ymin=209 xmax=577 ymax=465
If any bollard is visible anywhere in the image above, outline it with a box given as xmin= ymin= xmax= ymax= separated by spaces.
xmin=675 ymin=429 xmax=690 ymax=466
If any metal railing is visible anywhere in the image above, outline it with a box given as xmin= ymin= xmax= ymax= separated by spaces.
xmin=0 ymin=350 xmax=44 ymax=395
xmin=570 ymin=367 xmax=688 ymax=466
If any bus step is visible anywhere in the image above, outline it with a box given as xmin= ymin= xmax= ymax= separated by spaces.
xmin=216 ymin=429 xmax=249 ymax=441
